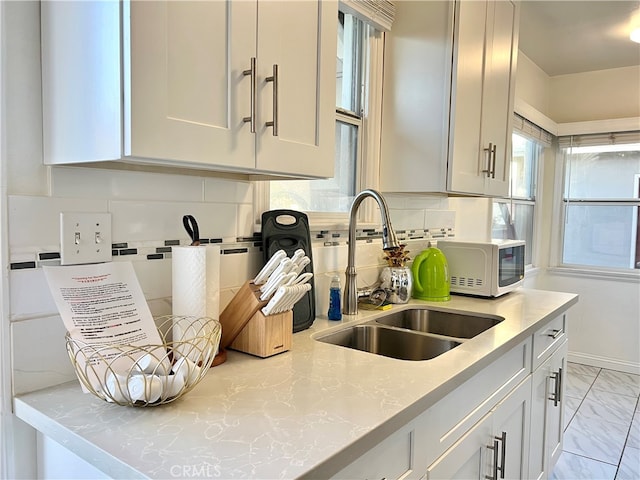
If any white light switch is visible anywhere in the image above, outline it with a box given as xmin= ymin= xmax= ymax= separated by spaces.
xmin=60 ymin=212 xmax=112 ymax=265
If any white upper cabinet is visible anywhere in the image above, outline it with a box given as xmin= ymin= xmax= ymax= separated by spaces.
xmin=41 ymin=0 xmax=337 ymax=179
xmin=380 ymin=0 xmax=519 ymax=196
xmin=448 ymin=0 xmax=519 ymax=196
xmin=255 ymin=1 xmax=337 ymax=176
xmin=127 ymin=1 xmax=256 ymax=171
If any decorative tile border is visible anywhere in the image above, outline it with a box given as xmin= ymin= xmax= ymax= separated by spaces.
xmin=9 ymin=227 xmax=454 ymax=270
xmin=313 ymin=227 xmax=455 ymax=247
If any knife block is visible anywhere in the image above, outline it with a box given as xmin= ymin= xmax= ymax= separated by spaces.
xmin=229 ymin=309 xmax=293 ymax=358
xmin=219 ymin=282 xmax=267 ymax=348
xmin=219 ymin=281 xmax=293 ymax=358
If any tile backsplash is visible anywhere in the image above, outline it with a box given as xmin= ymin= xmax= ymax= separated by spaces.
xmin=3 ymin=0 xmax=464 ymax=403
xmin=8 ymin=169 xmax=456 ymax=396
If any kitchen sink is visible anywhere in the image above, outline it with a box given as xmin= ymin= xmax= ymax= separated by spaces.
xmin=316 ymin=324 xmax=460 ymax=361
xmin=375 ymin=308 xmax=504 ymax=339
xmin=315 ymin=307 xmax=504 ymax=361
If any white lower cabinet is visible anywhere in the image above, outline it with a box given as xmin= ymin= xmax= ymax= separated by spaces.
xmin=332 ymin=337 xmax=532 ymax=479
xmin=529 ymin=340 xmax=568 ymax=480
xmin=427 ymin=411 xmax=492 ymax=480
xmin=427 ymin=378 xmax=531 ymax=480
xmin=332 ymin=424 xmax=417 ymax=480
xmin=334 ymin=313 xmax=570 ymax=480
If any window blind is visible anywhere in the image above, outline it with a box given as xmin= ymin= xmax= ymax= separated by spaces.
xmin=512 ymin=113 xmax=553 ymax=147
xmin=558 ymin=131 xmax=640 ymax=148
xmin=339 ymin=0 xmax=395 ymax=31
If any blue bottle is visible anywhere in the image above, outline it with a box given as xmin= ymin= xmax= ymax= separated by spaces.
xmin=328 ymin=275 xmax=342 ymax=321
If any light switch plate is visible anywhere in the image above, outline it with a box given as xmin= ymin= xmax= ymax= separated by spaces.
xmin=60 ymin=212 xmax=112 ymax=265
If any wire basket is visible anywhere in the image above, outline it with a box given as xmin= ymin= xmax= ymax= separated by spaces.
xmin=65 ymin=315 xmax=221 ymax=407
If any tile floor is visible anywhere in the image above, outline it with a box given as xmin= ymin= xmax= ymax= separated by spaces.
xmin=550 ymin=362 xmax=640 ymax=480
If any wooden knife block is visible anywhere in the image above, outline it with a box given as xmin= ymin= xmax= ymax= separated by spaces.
xmin=220 ymin=281 xmax=293 ymax=358
xmin=229 ymin=309 xmax=293 ymax=358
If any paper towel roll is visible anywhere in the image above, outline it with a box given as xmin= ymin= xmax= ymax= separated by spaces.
xmin=172 ymin=245 xmax=221 ymax=319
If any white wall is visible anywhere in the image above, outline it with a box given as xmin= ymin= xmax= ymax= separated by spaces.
xmin=514 ymin=53 xmax=552 ymax=119
xmin=515 ymin=51 xmax=640 ymax=374
xmin=549 ymin=66 xmax=640 ymax=123
xmin=536 ymin=271 xmax=639 ymax=373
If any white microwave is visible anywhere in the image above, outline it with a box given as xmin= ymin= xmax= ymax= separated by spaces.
xmin=437 ymin=239 xmax=525 ymax=297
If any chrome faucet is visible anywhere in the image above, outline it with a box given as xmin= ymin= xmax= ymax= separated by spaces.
xmin=343 ymin=189 xmax=400 ymax=315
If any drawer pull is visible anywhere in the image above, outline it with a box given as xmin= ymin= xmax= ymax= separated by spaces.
xmin=547 ymin=329 xmax=562 ymax=339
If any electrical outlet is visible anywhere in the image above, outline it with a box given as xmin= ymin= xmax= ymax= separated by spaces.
xmin=60 ymin=212 xmax=112 ymax=265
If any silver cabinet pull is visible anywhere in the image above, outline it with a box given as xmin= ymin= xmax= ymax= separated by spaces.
xmin=486 ymin=432 xmax=507 ymax=480
xmin=497 ymin=431 xmax=506 ymax=479
xmin=483 ymin=143 xmax=494 ymax=177
xmin=547 ymin=328 xmax=563 ymax=339
xmin=549 ymin=368 xmax=563 ymax=407
xmin=265 ymin=64 xmax=278 ymax=136
xmin=490 ymin=143 xmax=497 ymax=178
xmin=485 ymin=438 xmax=499 ymax=480
xmin=242 ymin=57 xmax=256 ymax=133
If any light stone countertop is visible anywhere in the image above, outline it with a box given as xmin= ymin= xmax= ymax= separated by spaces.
xmin=14 ymin=288 xmax=578 ymax=479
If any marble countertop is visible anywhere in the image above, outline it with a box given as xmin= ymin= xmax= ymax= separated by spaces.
xmin=14 ymin=288 xmax=578 ymax=479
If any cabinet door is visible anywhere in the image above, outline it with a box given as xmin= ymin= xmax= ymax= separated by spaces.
xmin=448 ymin=0 xmax=518 ymax=196
xmin=491 ymin=378 xmax=531 ymax=480
xmin=256 ymin=0 xmax=337 ymax=177
xmin=480 ymin=0 xmax=519 ymax=196
xmin=379 ymin=0 xmax=453 ymax=193
xmin=546 ymin=340 xmax=568 ymax=472
xmin=128 ymin=0 xmax=256 ymax=169
xmin=529 ymin=362 xmax=549 ymax=480
xmin=529 ymin=340 xmax=568 ymax=480
xmin=427 ymin=377 xmax=531 ymax=480
xmin=447 ymin=0 xmax=487 ymax=195
xmin=427 ymin=412 xmax=492 ymax=479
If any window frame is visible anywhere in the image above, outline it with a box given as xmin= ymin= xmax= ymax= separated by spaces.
xmin=492 ymin=127 xmax=546 ymax=268
xmin=549 ymin=133 xmax=640 ymax=279
xmin=255 ymin=12 xmax=385 ymax=229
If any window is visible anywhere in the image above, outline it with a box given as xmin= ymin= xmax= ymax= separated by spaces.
xmin=268 ymin=11 xmax=380 ymax=214
xmin=492 ymin=115 xmax=550 ymax=266
xmin=559 ymin=133 xmax=640 ymax=271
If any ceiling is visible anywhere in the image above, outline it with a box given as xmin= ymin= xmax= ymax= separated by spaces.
xmin=518 ymin=0 xmax=640 ymax=76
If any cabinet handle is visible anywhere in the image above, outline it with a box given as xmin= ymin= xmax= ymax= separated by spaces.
xmin=265 ymin=64 xmax=279 ymax=136
xmin=486 ymin=432 xmax=507 ymax=480
xmin=490 ymin=143 xmax=497 ymax=179
xmin=485 ymin=438 xmax=499 ymax=480
xmin=547 ymin=328 xmax=563 ymax=339
xmin=497 ymin=431 xmax=507 ymax=479
xmin=242 ymin=57 xmax=256 ymax=133
xmin=549 ymin=367 xmax=563 ymax=407
xmin=482 ymin=143 xmax=493 ymax=177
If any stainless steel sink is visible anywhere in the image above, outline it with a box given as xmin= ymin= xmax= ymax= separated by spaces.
xmin=315 ymin=307 xmax=504 ymax=361
xmin=375 ymin=308 xmax=504 ymax=339
xmin=316 ymin=324 xmax=460 ymax=361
